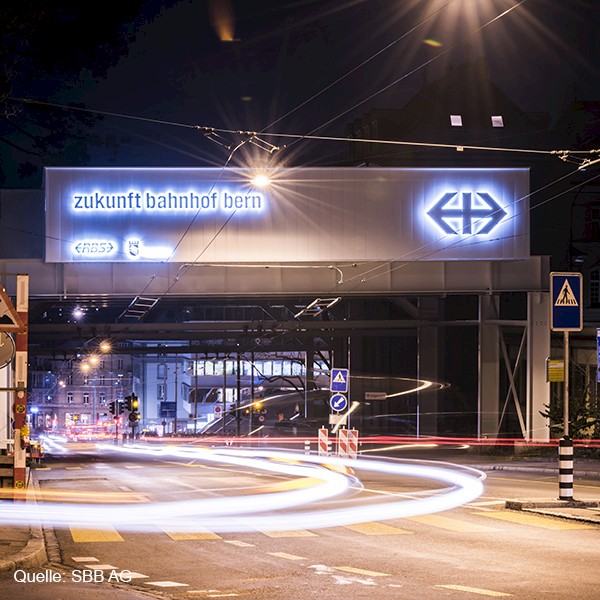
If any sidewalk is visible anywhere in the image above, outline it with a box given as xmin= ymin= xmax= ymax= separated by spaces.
xmin=1 ymin=455 xmax=599 ymax=572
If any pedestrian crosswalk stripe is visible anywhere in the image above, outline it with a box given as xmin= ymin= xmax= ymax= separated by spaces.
xmin=481 ymin=511 xmax=595 ymax=530
xmin=343 ymin=522 xmax=413 ymax=535
xmin=70 ymin=526 xmax=124 ymax=543
xmin=407 ymin=514 xmax=498 ymax=532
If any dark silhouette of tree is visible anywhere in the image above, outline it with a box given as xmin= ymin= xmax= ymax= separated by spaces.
xmin=0 ymin=1 xmax=172 ymax=186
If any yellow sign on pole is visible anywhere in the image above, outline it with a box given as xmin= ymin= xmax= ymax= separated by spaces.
xmin=546 ymin=358 xmax=565 ymax=383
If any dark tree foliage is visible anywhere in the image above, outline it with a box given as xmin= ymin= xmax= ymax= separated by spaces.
xmin=540 ymin=364 xmax=600 ymax=439
xmin=0 ymin=1 xmax=167 ymax=186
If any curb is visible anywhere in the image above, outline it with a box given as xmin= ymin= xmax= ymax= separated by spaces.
xmin=505 ymin=500 xmax=600 ymax=525
xmin=0 ymin=475 xmax=48 ymax=573
xmin=474 ymin=464 xmax=600 ymax=479
xmin=0 ymin=527 xmax=47 ymax=572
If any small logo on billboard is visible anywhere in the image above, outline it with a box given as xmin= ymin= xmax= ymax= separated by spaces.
xmin=427 ymin=191 xmax=506 ymax=235
xmin=128 ymin=239 xmax=140 ymax=257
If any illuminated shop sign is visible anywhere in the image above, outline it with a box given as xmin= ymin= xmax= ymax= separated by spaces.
xmin=427 ymin=191 xmax=507 ymax=235
xmin=45 ymin=167 xmax=529 ymax=263
xmin=71 ymin=190 xmax=264 ymax=213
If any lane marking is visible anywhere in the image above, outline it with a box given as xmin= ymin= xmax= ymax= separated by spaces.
xmin=145 ymin=581 xmax=190 ymax=587
xmin=224 ymin=540 xmax=255 ymax=547
xmin=65 ymin=466 xmax=82 ymax=470
xmin=481 ymin=511 xmax=595 ymax=530
xmin=334 ymin=566 xmax=390 ymax=577
xmin=163 ymin=528 xmax=222 ymax=541
xmin=71 ymin=556 xmax=98 ymax=562
xmin=267 ymin=552 xmax=306 ymax=561
xmin=436 ymin=584 xmax=511 ymax=597
xmin=260 ymin=529 xmax=318 ymax=538
xmin=343 ymin=522 xmax=413 ymax=535
xmin=84 ymin=563 xmax=119 ymax=570
xmin=126 ymin=572 xmax=150 ymax=580
xmin=124 ymin=465 xmax=144 ymax=469
xmin=408 ymin=514 xmax=498 ymax=532
xmin=70 ymin=527 xmax=124 ymax=543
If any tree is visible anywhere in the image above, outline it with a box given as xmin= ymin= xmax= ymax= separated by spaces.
xmin=540 ymin=362 xmax=600 ymax=439
xmin=0 ymin=1 xmax=170 ymax=187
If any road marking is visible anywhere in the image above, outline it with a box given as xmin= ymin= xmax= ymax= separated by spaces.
xmin=334 ymin=566 xmax=389 ymax=578
xmin=267 ymin=552 xmax=305 ymax=561
xmin=126 ymin=572 xmax=150 ymax=580
xmin=481 ymin=511 xmax=595 ymax=530
xmin=70 ymin=527 xmax=124 ymax=543
xmin=71 ymin=556 xmax=98 ymax=562
xmin=160 ymin=520 xmax=222 ymax=540
xmin=407 ymin=514 xmax=498 ymax=532
xmin=145 ymin=581 xmax=190 ymax=588
xmin=65 ymin=466 xmax=82 ymax=470
xmin=343 ymin=522 xmax=413 ymax=535
xmin=124 ymin=465 xmax=144 ymax=469
xmin=436 ymin=584 xmax=511 ymax=597
xmin=85 ymin=564 xmax=119 ymax=570
xmin=164 ymin=529 xmax=222 ymax=541
xmin=260 ymin=529 xmax=318 ymax=538
xmin=224 ymin=540 xmax=255 ymax=547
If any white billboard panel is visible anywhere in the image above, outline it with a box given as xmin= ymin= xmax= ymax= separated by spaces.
xmin=45 ymin=167 xmax=529 ymax=263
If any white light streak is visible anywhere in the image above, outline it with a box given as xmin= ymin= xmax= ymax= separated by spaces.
xmin=1 ymin=445 xmax=484 ymax=533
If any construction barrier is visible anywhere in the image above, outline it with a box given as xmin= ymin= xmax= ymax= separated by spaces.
xmin=337 ymin=428 xmax=358 ymax=459
xmin=318 ymin=427 xmax=329 ymax=456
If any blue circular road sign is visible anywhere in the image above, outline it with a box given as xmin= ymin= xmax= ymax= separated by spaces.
xmin=330 ymin=393 xmax=348 ymax=412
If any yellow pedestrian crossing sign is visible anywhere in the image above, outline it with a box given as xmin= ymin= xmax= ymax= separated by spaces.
xmin=330 ymin=368 xmax=349 ymax=393
xmin=550 ymin=272 xmax=582 ymax=332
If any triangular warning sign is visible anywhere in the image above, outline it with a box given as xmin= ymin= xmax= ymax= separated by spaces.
xmin=333 ymin=371 xmax=346 ymax=384
xmin=555 ymin=279 xmax=578 ymax=307
xmin=0 ymin=287 xmax=25 ymax=332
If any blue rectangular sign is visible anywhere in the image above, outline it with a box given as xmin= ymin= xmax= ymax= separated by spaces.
xmin=550 ymin=272 xmax=583 ymax=332
xmin=330 ymin=368 xmax=349 ymax=393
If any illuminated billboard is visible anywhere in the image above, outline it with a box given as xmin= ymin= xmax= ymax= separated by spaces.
xmin=44 ymin=167 xmax=529 ymax=263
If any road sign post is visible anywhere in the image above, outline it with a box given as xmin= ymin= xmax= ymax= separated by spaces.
xmin=550 ymin=272 xmax=582 ymax=501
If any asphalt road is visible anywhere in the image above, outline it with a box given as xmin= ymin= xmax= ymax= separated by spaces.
xmin=2 ymin=443 xmax=600 ymax=599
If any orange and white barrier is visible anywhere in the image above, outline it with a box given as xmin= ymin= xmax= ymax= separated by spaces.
xmin=337 ymin=428 xmax=358 ymax=459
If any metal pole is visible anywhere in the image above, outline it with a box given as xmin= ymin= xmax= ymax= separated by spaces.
xmin=236 ymin=354 xmax=241 ymax=437
xmin=193 ymin=352 xmax=198 ymax=435
xmin=563 ymin=332 xmax=569 ymax=438
xmin=559 ymin=331 xmax=574 ymax=500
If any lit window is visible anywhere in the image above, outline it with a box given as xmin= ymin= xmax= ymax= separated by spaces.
xmin=450 ymin=115 xmax=463 ymax=127
xmin=491 ymin=115 xmax=504 ymax=127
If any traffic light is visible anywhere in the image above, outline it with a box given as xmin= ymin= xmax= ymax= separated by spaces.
xmin=131 ymin=394 xmax=139 ymax=411
xmin=116 ymin=400 xmax=124 ymax=415
xmin=252 ymin=400 xmax=263 ymax=414
xmin=124 ymin=395 xmax=132 ymax=411
xmin=109 ymin=401 xmax=116 ymax=415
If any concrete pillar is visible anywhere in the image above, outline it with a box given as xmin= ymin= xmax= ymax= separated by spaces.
xmin=479 ymin=295 xmax=500 ymax=438
xmin=527 ymin=291 xmax=550 ymax=442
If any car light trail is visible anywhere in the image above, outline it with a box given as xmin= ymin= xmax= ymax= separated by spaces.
xmin=0 ymin=445 xmax=484 ymax=533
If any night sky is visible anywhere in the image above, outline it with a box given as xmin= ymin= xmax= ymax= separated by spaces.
xmin=2 ymin=0 xmax=600 ymax=183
